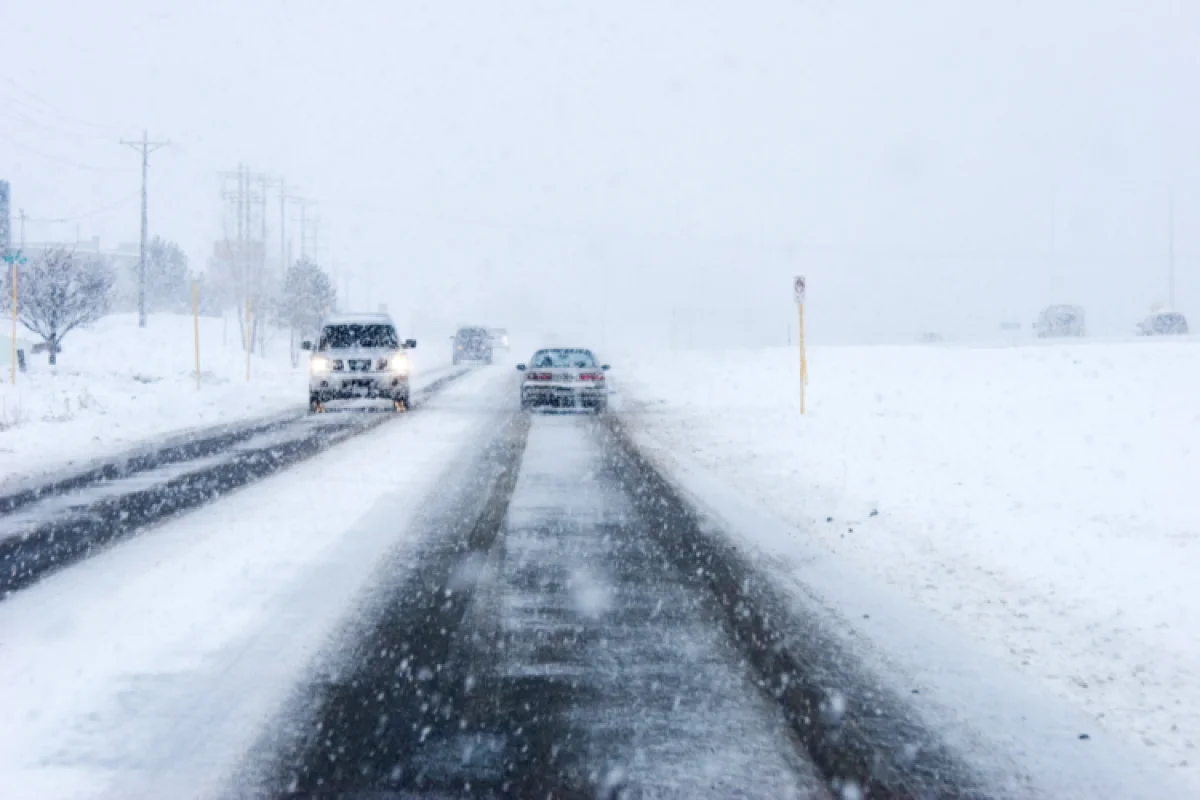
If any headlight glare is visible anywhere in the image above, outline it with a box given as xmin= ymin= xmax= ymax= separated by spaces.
xmin=310 ymin=355 xmax=332 ymax=375
xmin=390 ymin=355 xmax=410 ymax=375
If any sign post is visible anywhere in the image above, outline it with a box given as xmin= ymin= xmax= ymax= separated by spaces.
xmin=4 ymin=250 xmax=27 ymax=385
xmin=793 ymin=275 xmax=807 ymax=414
xmin=192 ymin=280 xmax=201 ymax=390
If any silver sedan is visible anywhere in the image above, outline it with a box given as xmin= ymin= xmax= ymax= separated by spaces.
xmin=517 ymin=348 xmax=610 ymax=413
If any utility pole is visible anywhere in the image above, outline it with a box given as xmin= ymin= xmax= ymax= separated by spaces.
xmin=260 ymin=174 xmax=270 ymax=256
xmin=220 ymin=164 xmax=271 ymax=350
xmin=292 ymin=198 xmax=313 ymax=260
xmin=278 ymin=179 xmax=288 ymax=274
xmin=120 ymin=130 xmax=170 ymax=328
xmin=1168 ymin=188 xmax=1176 ymax=308
xmin=300 ymin=203 xmax=308 ymax=259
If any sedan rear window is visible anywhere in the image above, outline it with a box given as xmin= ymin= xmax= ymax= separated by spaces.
xmin=531 ymin=349 xmax=597 ymax=368
xmin=320 ymin=324 xmax=398 ymax=350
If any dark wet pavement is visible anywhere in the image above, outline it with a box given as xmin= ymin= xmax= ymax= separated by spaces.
xmin=260 ymin=414 xmax=828 ymax=798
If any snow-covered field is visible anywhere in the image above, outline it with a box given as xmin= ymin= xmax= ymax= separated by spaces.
xmin=0 ymin=313 xmax=444 ymax=489
xmin=0 ymin=366 xmax=513 ymax=798
xmin=618 ymin=336 xmax=1200 ymax=793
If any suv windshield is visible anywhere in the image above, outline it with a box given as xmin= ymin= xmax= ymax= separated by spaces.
xmin=531 ymin=349 xmax=597 ymax=369
xmin=320 ymin=324 xmax=398 ymax=350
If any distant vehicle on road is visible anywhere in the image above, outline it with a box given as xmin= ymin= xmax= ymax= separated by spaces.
xmin=452 ymin=326 xmax=493 ymax=365
xmin=302 ymin=313 xmax=417 ymax=413
xmin=489 ymin=327 xmax=510 ymax=350
xmin=1137 ymin=310 xmax=1189 ymax=336
xmin=517 ymin=348 xmax=609 ymax=413
xmin=1035 ymin=305 xmax=1086 ymax=338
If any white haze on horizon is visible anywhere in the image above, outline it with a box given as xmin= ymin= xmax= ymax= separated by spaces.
xmin=3 ymin=0 xmax=1199 ymax=348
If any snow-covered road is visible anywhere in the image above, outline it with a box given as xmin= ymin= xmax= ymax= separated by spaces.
xmin=0 ymin=366 xmax=514 ymax=798
xmin=254 ymin=414 xmax=828 ymax=797
xmin=0 ymin=344 xmax=1190 ymax=798
xmin=0 ymin=365 xmax=468 ymax=595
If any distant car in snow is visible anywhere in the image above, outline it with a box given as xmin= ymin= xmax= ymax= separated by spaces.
xmin=452 ymin=326 xmax=493 ymax=365
xmin=1136 ymin=310 xmax=1189 ymax=336
xmin=1035 ymin=305 xmax=1086 ymax=338
xmin=488 ymin=327 xmax=510 ymax=350
xmin=517 ymin=348 xmax=610 ymax=413
xmin=302 ymin=313 xmax=417 ymax=412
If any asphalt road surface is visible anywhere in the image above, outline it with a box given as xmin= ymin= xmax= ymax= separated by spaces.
xmin=0 ymin=369 xmax=984 ymax=798
xmin=244 ymin=411 xmax=980 ymax=798
xmin=0 ymin=369 xmax=467 ymax=597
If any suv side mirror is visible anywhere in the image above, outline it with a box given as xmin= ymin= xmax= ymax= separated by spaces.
xmin=301 ymin=340 xmax=312 ymax=351
xmin=405 ymin=339 xmax=417 ymax=349
xmin=601 ymin=364 xmax=610 ymax=371
xmin=516 ymin=364 xmax=527 ymax=371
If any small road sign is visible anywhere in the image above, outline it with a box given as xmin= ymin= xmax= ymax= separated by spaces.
xmin=793 ymin=275 xmax=806 ymax=304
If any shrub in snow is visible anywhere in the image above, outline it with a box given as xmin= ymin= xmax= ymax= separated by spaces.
xmin=276 ymin=258 xmax=337 ymax=364
xmin=0 ymin=247 xmax=114 ymax=365
xmin=143 ymin=236 xmax=192 ymax=313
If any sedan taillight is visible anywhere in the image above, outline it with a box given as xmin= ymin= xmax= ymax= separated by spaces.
xmin=527 ymin=371 xmax=552 ymax=381
xmin=579 ymin=372 xmax=605 ymax=381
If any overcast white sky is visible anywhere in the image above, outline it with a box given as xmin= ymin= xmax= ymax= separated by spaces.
xmin=3 ymin=0 xmax=1199 ymax=345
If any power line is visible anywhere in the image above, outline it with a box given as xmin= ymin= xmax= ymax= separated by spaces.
xmin=0 ymin=94 xmax=112 ymax=142
xmin=24 ymin=192 xmax=141 ymax=224
xmin=0 ymin=129 xmax=121 ymax=173
xmin=121 ymin=131 xmax=171 ymax=329
xmin=0 ymin=75 xmax=120 ymax=135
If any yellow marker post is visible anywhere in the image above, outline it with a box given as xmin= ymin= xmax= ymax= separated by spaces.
xmin=245 ymin=296 xmax=253 ymax=383
xmin=793 ymin=275 xmax=807 ymax=414
xmin=192 ymin=280 xmax=201 ymax=390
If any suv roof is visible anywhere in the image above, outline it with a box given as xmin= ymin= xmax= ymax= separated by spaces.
xmin=323 ymin=313 xmax=395 ymax=326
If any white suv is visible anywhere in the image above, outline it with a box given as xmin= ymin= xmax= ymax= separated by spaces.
xmin=302 ymin=314 xmax=417 ymax=412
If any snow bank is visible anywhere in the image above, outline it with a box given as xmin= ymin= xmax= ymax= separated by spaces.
xmin=618 ymin=337 xmax=1200 ymax=791
xmin=0 ymin=313 xmax=304 ymax=487
xmin=0 ymin=313 xmax=444 ymax=488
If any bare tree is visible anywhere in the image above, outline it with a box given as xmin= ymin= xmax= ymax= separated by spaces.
xmin=0 ymin=248 xmax=114 ymax=365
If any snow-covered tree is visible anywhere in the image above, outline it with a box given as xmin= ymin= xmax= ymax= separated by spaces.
xmin=0 ymin=248 xmax=114 ymax=365
xmin=277 ymin=258 xmax=337 ymax=364
xmin=144 ymin=236 xmax=191 ymax=312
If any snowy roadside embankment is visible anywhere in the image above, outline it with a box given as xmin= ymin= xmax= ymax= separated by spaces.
xmin=618 ymin=337 xmax=1200 ymax=792
xmin=0 ymin=313 xmax=445 ymax=489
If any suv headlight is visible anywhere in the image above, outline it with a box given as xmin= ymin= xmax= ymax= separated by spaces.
xmin=389 ymin=355 xmax=410 ymax=376
xmin=310 ymin=355 xmax=332 ymax=375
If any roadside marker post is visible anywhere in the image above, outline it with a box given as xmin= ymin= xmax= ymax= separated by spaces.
xmin=793 ymin=275 xmax=808 ymax=414
xmin=4 ymin=251 xmax=28 ymax=385
xmin=192 ymin=280 xmax=201 ymax=390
